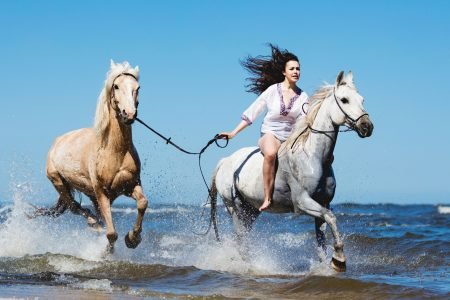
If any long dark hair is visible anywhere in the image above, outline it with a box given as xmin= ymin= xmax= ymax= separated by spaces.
xmin=241 ymin=44 xmax=299 ymax=95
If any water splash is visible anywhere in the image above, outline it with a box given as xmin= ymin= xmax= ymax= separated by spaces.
xmin=0 ymin=182 xmax=107 ymax=262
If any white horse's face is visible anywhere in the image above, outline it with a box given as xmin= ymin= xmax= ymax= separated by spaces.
xmin=330 ymin=71 xmax=373 ymax=138
xmin=111 ymin=73 xmax=140 ymax=125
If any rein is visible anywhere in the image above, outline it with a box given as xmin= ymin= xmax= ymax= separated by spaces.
xmin=135 ymin=117 xmax=228 ymax=234
xmin=135 ymin=117 xmax=227 ymax=189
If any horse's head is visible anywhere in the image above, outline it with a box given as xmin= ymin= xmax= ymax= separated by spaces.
xmin=330 ymin=71 xmax=373 ymax=138
xmin=109 ymin=60 xmax=140 ymax=125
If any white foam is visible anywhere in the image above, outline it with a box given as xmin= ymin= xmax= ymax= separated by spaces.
xmin=187 ymin=235 xmax=291 ymax=276
xmin=189 ymin=237 xmax=253 ymax=274
xmin=111 ymin=206 xmax=190 ymax=214
xmin=438 ymin=206 xmax=450 ymax=214
xmin=70 ymin=279 xmax=113 ymax=292
xmin=111 ymin=207 xmax=135 ymax=214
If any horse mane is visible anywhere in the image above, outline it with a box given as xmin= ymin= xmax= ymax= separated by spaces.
xmin=284 ymin=84 xmax=334 ymax=151
xmin=94 ymin=61 xmax=139 ymax=145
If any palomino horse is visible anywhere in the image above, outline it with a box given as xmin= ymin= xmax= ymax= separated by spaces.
xmin=210 ymin=71 xmax=373 ymax=272
xmin=34 ymin=61 xmax=148 ymax=251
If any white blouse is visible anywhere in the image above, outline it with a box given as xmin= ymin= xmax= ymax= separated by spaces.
xmin=242 ymin=83 xmax=309 ymax=141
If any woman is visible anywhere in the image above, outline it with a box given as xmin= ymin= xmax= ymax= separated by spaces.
xmin=220 ymin=44 xmax=309 ymax=211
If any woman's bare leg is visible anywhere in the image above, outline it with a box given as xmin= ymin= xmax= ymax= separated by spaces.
xmin=258 ymin=133 xmax=281 ymax=211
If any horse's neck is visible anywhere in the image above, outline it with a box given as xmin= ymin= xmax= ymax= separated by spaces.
xmin=102 ymin=111 xmax=133 ymax=153
xmin=306 ymin=97 xmax=338 ymax=160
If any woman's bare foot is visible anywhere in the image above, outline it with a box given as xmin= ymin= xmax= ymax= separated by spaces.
xmin=259 ymin=199 xmax=272 ymax=211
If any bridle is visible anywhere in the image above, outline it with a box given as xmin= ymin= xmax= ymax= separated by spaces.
xmin=290 ymin=86 xmax=369 ymax=149
xmin=112 ymin=72 xmax=138 ymax=85
xmin=110 ymin=72 xmax=139 ymax=117
xmin=333 ymin=87 xmax=368 ymax=131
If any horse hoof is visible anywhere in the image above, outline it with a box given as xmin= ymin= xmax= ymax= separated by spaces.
xmin=331 ymin=257 xmax=346 ymax=272
xmin=124 ymin=232 xmax=141 ymax=249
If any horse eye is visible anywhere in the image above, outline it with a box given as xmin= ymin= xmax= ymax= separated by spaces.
xmin=341 ymin=97 xmax=349 ymax=104
xmin=114 ymin=84 xmax=119 ymax=90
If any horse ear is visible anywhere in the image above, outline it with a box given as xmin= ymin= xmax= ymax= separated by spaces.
xmin=110 ymin=59 xmax=116 ymax=69
xmin=134 ymin=65 xmax=139 ymax=73
xmin=336 ymin=71 xmax=345 ymax=86
xmin=346 ymin=71 xmax=353 ymax=83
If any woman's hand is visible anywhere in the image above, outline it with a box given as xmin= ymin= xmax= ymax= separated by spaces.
xmin=218 ymin=132 xmax=235 ymax=140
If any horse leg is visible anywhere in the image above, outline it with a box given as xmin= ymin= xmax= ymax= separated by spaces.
xmin=296 ymin=193 xmax=346 ymax=272
xmin=95 ymin=190 xmax=117 ymax=252
xmin=39 ymin=163 xmax=98 ymax=226
xmin=29 ymin=164 xmax=73 ymax=218
xmin=313 ymin=167 xmax=337 ymax=263
xmin=315 ymin=217 xmax=327 ymax=262
xmin=313 ymin=193 xmax=333 ymax=263
xmin=124 ymin=185 xmax=148 ymax=249
xmin=64 ymin=196 xmax=100 ymax=231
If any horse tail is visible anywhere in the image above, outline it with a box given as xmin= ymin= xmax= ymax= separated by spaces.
xmin=210 ymin=164 xmax=220 ymax=242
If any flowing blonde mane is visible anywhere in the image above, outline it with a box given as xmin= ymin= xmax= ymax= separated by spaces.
xmin=94 ymin=61 xmax=139 ymax=144
xmin=284 ymin=84 xmax=334 ymax=151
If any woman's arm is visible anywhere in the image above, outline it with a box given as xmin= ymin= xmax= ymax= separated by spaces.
xmin=219 ymin=86 xmax=272 ymax=140
xmin=219 ymin=119 xmax=249 ymax=140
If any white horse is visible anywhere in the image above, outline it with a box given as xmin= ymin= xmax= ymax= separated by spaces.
xmin=33 ymin=61 xmax=148 ymax=251
xmin=210 ymin=71 xmax=373 ymax=272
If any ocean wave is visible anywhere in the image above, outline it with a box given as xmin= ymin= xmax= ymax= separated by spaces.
xmin=438 ymin=206 xmax=450 ymax=214
xmin=111 ymin=206 xmax=190 ymax=214
xmin=338 ymin=212 xmax=377 ymax=217
xmin=0 ymin=252 xmax=448 ymax=297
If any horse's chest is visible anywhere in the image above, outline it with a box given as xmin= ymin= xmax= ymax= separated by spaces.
xmin=95 ymin=152 xmax=139 ymax=193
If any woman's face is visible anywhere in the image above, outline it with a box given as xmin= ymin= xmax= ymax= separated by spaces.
xmin=283 ymin=60 xmax=300 ymax=84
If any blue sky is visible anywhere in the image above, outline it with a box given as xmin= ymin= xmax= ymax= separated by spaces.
xmin=0 ymin=0 xmax=449 ymax=205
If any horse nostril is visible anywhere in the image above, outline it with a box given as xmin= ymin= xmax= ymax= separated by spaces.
xmin=360 ymin=122 xmax=374 ymax=137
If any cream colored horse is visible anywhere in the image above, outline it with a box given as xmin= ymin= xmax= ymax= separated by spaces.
xmin=34 ymin=60 xmax=147 ymax=251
